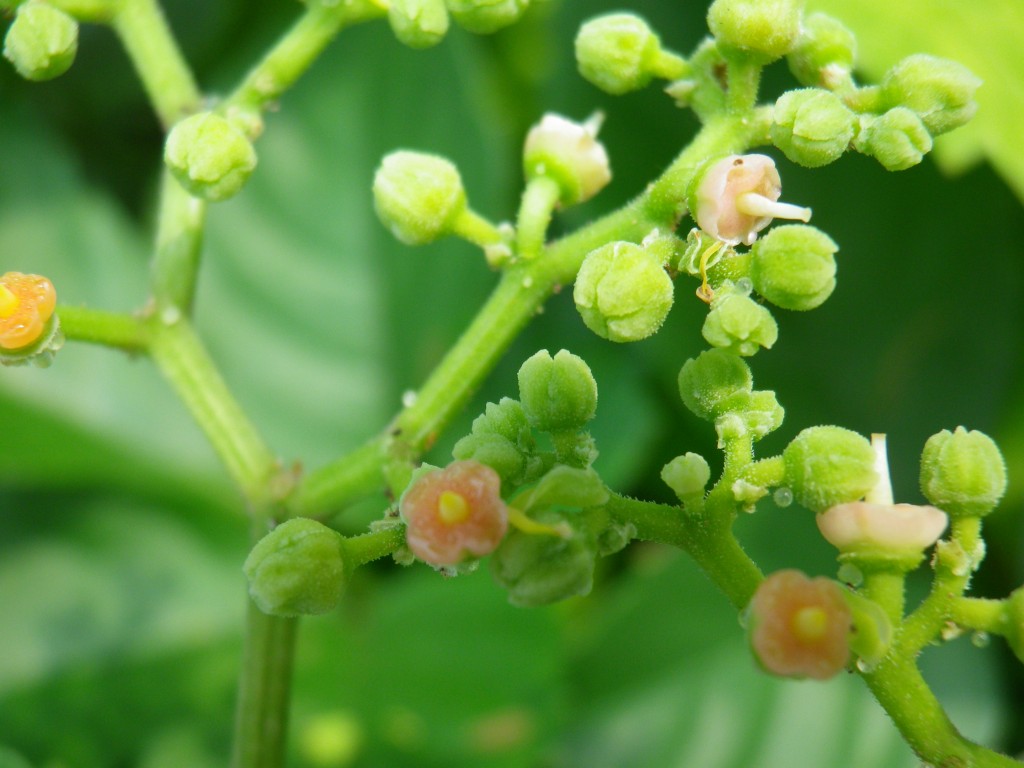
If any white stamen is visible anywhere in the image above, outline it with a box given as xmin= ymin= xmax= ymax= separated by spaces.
xmin=735 ymin=192 xmax=811 ymax=222
xmin=865 ymin=433 xmax=894 ymax=506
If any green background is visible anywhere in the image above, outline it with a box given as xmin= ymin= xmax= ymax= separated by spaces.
xmin=1 ymin=0 xmax=1022 ymax=765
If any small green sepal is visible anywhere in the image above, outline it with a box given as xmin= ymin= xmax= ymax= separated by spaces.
xmin=880 ymin=54 xmax=981 ymax=136
xmin=3 ymin=2 xmax=78 ymax=81
xmin=373 ymin=150 xmax=467 ymax=245
xmin=706 ymin=0 xmax=803 ymax=63
xmin=517 ymin=349 xmax=598 ymax=433
xmin=783 ymin=426 xmax=878 ymax=513
xmin=573 ymin=241 xmax=674 ymax=343
xmin=164 ymin=112 xmax=257 ymax=202
xmin=702 ymin=282 xmax=778 ymax=357
xmin=786 ymin=12 xmax=856 ymax=88
xmin=244 ymin=518 xmax=347 ymax=617
xmin=388 ymin=0 xmax=449 ymax=48
xmin=574 ymin=13 xmax=686 ymax=95
xmin=854 ymin=108 xmax=933 ymax=171
xmin=662 ymin=453 xmax=711 ymax=502
xmin=771 ymin=88 xmax=855 ymax=168
xmin=920 ymin=427 xmax=1007 ymax=518
xmin=677 ymin=348 xmax=753 ymax=422
xmin=750 ymin=224 xmax=837 ymax=311
xmin=445 ymin=0 xmax=528 ymax=34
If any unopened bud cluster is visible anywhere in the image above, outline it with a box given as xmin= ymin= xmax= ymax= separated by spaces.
xmin=3 ymin=2 xmax=78 ymax=81
xmin=387 ymin=0 xmax=530 ymax=48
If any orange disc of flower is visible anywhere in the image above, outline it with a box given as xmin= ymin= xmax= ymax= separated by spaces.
xmin=0 ymin=272 xmax=57 ymax=351
xmin=400 ymin=460 xmax=509 ymax=567
xmin=748 ymin=569 xmax=852 ymax=680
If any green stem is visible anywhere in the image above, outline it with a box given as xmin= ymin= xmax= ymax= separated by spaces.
xmin=291 ymin=439 xmax=387 ymax=517
xmin=903 ymin=517 xmax=984 ymax=653
xmin=48 ymin=0 xmax=116 ymax=22
xmin=724 ymin=56 xmax=762 ymax=113
xmin=516 ymin=176 xmax=562 ymax=261
xmin=148 ymin=317 xmax=279 ymax=509
xmin=222 ymin=0 xmax=387 ymax=117
xmin=862 ymin=568 xmax=907 ymax=625
xmin=606 ymin=493 xmax=763 ymax=609
xmin=862 ymin=656 xmax=1021 ymax=767
xmin=949 ymin=596 xmax=1007 ymax=634
xmin=341 ymin=526 xmax=406 ymax=569
xmin=57 ymin=305 xmax=150 ymax=351
xmin=230 ymin=601 xmax=298 ymax=768
xmin=111 ymin=0 xmax=201 ymax=128
xmin=151 ymin=170 xmax=208 ymax=314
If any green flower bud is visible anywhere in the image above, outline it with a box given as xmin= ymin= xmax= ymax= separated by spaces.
xmin=574 ymin=13 xmax=687 ymax=95
xmin=244 ymin=518 xmax=347 ymax=617
xmin=662 ymin=452 xmax=711 ymax=501
xmin=514 ymin=465 xmax=609 ymax=512
xmin=677 ymin=348 xmax=753 ymax=421
xmin=786 ymin=12 xmax=856 ymax=88
xmin=388 ymin=0 xmax=449 ymax=48
xmin=445 ymin=0 xmax=528 ymax=34
xmin=880 ymin=54 xmax=981 ymax=136
xmin=854 ymin=107 xmax=933 ymax=171
xmin=523 ymin=113 xmax=611 ymax=207
xmin=3 ymin=3 xmax=78 ymax=82
xmin=783 ymin=426 xmax=878 ymax=513
xmin=164 ymin=112 xmax=257 ymax=202
xmin=750 ymin=224 xmax=837 ymax=311
xmin=702 ymin=284 xmax=778 ymax=357
xmin=707 ymin=0 xmax=803 ymax=63
xmin=452 ymin=397 xmax=541 ymax=488
xmin=1004 ymin=586 xmax=1024 ymax=666
xmin=573 ymin=241 xmax=673 ymax=343
xmin=373 ymin=150 xmax=467 ymax=245
xmin=716 ymin=389 xmax=784 ymax=442
xmin=771 ymin=88 xmax=855 ymax=168
xmin=490 ymin=510 xmax=597 ymax=607
xmin=920 ymin=427 xmax=1007 ymax=518
xmin=517 ymin=349 xmax=598 ymax=433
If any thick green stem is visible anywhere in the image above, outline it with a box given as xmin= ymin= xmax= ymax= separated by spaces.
xmin=111 ymin=0 xmax=201 ymax=128
xmin=151 ymin=170 xmax=208 ymax=314
xmin=222 ymin=0 xmax=387 ymax=118
xmin=903 ymin=516 xmax=985 ymax=653
xmin=148 ymin=318 xmax=279 ymax=509
xmin=949 ymin=596 xmax=1007 ymax=634
xmin=862 ymin=656 xmax=1021 ymax=767
xmin=862 ymin=568 xmax=907 ymax=625
xmin=230 ymin=601 xmax=298 ymax=768
xmin=57 ymin=305 xmax=150 ymax=351
xmin=606 ymin=493 xmax=763 ymax=609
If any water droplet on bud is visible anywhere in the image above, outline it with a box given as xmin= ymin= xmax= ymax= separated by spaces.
xmin=855 ymin=657 xmax=879 ymax=674
xmin=773 ymin=487 xmax=793 ymax=507
xmin=971 ymin=631 xmax=990 ymax=648
xmin=401 ymin=390 xmax=418 ymax=408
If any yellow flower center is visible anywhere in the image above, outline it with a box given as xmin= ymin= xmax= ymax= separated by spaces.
xmin=792 ymin=606 xmax=829 ymax=642
xmin=0 ymin=283 xmax=19 ymax=319
xmin=437 ymin=490 xmax=470 ymax=525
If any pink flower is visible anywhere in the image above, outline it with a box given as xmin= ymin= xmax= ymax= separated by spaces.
xmin=748 ymin=569 xmax=851 ymax=680
xmin=400 ymin=460 xmax=509 ymax=566
xmin=693 ymin=154 xmax=810 ymax=245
